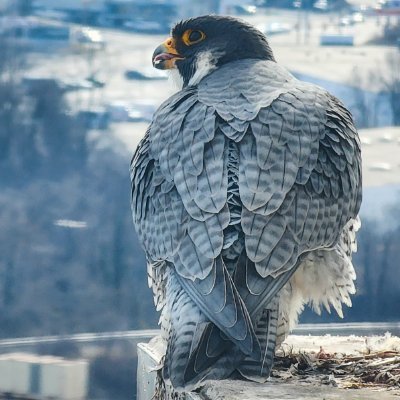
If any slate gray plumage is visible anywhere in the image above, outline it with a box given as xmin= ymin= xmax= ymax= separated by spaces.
xmin=130 ymin=58 xmax=362 ymax=390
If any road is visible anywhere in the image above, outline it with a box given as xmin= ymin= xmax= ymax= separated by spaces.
xmin=1 ymin=322 xmax=398 ymax=348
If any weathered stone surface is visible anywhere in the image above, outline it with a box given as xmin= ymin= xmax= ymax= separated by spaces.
xmin=199 ymin=379 xmax=399 ymax=400
xmin=137 ymin=335 xmax=400 ymax=400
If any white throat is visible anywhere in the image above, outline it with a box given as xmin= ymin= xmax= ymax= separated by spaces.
xmin=188 ymin=51 xmax=217 ymax=87
xmin=167 ymin=50 xmax=219 ymax=90
xmin=168 ymin=69 xmax=184 ymax=90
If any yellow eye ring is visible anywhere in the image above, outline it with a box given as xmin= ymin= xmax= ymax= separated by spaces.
xmin=182 ymin=29 xmax=206 ymax=46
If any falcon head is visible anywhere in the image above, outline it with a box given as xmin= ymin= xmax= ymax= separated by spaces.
xmin=152 ymin=15 xmax=275 ymax=88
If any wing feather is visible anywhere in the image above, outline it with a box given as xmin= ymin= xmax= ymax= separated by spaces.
xmin=131 ymin=88 xmax=259 ymax=359
xmin=235 ymin=80 xmax=361 ymax=310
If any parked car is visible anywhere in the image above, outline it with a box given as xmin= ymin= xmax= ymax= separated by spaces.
xmin=339 ymin=12 xmax=364 ymax=26
xmin=77 ymin=109 xmax=110 ymax=130
xmin=314 ymin=0 xmax=328 ymax=11
xmin=86 ymin=75 xmax=106 ymax=88
xmin=106 ymin=101 xmax=156 ymax=123
xmin=22 ymin=77 xmax=65 ymax=93
xmin=71 ymin=27 xmax=105 ymax=49
xmin=59 ymin=76 xmax=105 ymax=91
xmin=257 ymin=22 xmax=293 ymax=36
xmin=320 ymin=34 xmax=354 ymax=46
xmin=123 ymin=19 xmax=170 ymax=34
xmin=125 ymin=68 xmax=167 ymax=81
xmin=233 ymin=5 xmax=257 ymax=15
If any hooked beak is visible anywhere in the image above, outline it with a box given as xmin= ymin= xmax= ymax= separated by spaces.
xmin=152 ymin=37 xmax=184 ymax=70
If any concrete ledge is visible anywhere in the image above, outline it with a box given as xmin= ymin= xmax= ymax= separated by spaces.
xmin=137 ymin=337 xmax=200 ymax=400
xmin=136 ymin=342 xmax=160 ymax=400
xmin=198 ymin=379 xmax=398 ymax=399
xmin=137 ymin=335 xmax=400 ymax=400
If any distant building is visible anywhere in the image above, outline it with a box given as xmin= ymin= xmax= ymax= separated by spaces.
xmin=101 ymin=0 xmax=220 ymax=31
xmin=104 ymin=0 xmax=175 ymax=27
xmin=0 ymin=17 xmax=72 ymax=50
xmin=0 ymin=353 xmax=89 ymax=399
xmin=34 ymin=0 xmax=104 ymax=24
xmin=0 ymin=0 xmax=8 ymax=14
xmin=0 ymin=0 xmax=34 ymax=15
xmin=3 ymin=0 xmax=222 ymax=22
xmin=34 ymin=0 xmax=104 ymax=12
xmin=376 ymin=0 xmax=400 ymax=15
xmin=171 ymin=0 xmax=219 ymax=19
xmin=218 ymin=0 xmax=243 ymax=15
xmin=6 ymin=0 xmax=223 ymax=29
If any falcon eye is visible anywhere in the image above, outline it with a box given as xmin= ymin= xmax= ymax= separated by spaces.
xmin=189 ymin=30 xmax=202 ymax=42
xmin=182 ymin=29 xmax=206 ymax=46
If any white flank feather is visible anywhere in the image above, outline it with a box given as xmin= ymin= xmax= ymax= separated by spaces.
xmin=276 ymin=217 xmax=360 ymax=347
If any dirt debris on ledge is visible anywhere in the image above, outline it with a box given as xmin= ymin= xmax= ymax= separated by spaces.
xmin=272 ymin=333 xmax=400 ymax=392
xmin=197 ymin=334 xmax=400 ymax=400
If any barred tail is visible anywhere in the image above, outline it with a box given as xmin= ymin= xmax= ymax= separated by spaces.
xmin=237 ymin=296 xmax=279 ymax=382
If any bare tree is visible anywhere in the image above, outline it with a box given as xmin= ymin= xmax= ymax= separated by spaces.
xmin=380 ymin=51 xmax=400 ymax=126
xmin=350 ymin=51 xmax=400 ymax=128
xmin=349 ymin=68 xmax=380 ymax=128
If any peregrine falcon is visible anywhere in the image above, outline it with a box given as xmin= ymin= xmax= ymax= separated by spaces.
xmin=130 ymin=15 xmax=362 ymax=391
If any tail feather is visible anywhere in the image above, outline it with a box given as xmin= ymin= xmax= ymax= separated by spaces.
xmin=176 ymin=256 xmax=261 ymax=360
xmin=237 ymin=297 xmax=279 ymax=381
xmin=163 ymin=249 xmax=289 ymax=389
xmin=183 ymin=323 xmax=241 ymax=386
xmin=163 ymin=270 xmax=243 ymax=390
xmin=163 ymin=272 xmax=208 ymax=389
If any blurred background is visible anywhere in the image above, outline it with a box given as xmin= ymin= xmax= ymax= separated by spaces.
xmin=0 ymin=0 xmax=399 ymax=398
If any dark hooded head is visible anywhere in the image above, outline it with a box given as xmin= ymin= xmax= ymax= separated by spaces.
xmin=152 ymin=15 xmax=275 ymax=88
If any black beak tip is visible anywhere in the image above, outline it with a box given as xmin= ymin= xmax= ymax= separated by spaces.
xmin=152 ymin=44 xmax=165 ymax=69
xmin=152 ymin=57 xmax=165 ymax=70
